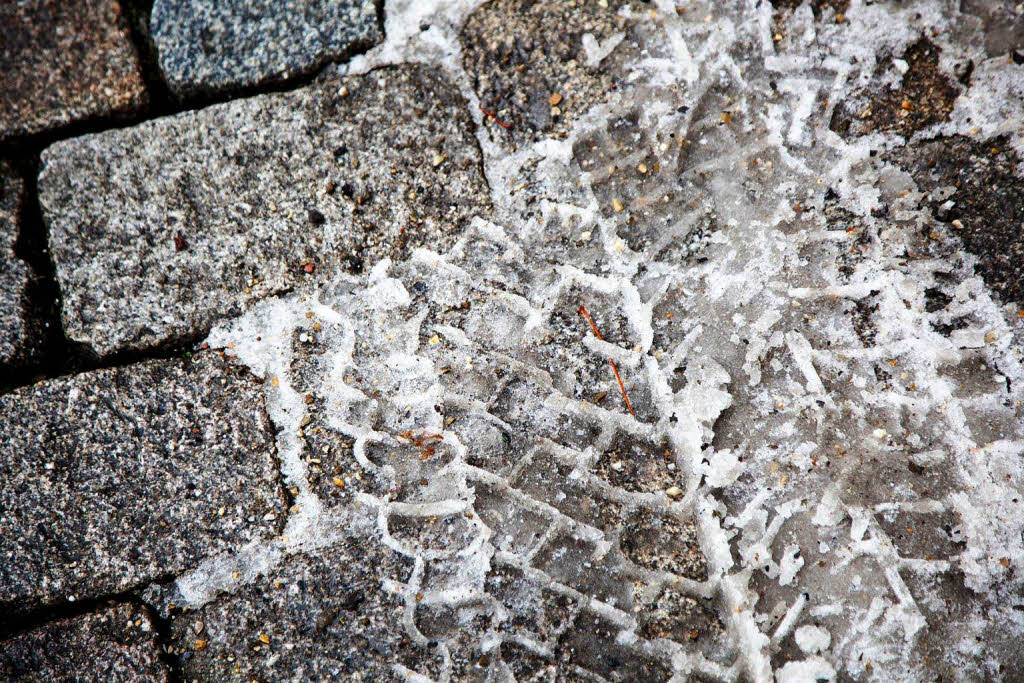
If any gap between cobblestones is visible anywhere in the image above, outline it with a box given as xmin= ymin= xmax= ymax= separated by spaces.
xmin=0 ymin=576 xmax=170 ymax=641
xmin=0 ymin=585 xmax=186 ymax=683
xmin=0 ymin=0 xmax=388 ymax=395
xmin=144 ymin=598 xmax=188 ymax=683
xmin=0 ymin=3 xmax=390 ymax=656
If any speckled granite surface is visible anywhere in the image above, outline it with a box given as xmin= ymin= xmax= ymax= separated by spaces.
xmin=3 ymin=1 xmax=1024 ymax=680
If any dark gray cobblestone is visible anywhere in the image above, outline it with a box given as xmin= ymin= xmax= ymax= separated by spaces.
xmin=151 ymin=521 xmax=423 ymax=682
xmin=152 ymin=0 xmax=382 ymax=98
xmin=0 ymin=0 xmax=146 ymax=143
xmin=0 ymin=352 xmax=284 ymax=611
xmin=0 ymin=602 xmax=169 ymax=682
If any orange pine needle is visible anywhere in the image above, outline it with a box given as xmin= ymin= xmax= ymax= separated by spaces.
xmin=479 ymin=105 xmax=513 ymax=130
xmin=578 ymin=305 xmax=635 ymax=416
xmin=578 ymin=304 xmax=603 ymax=341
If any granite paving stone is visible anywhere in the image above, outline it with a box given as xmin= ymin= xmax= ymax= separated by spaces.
xmin=151 ymin=0 xmax=382 ymax=98
xmin=892 ymin=134 xmax=1024 ymax=304
xmin=6 ymin=0 xmax=1024 ymax=680
xmin=0 ymin=603 xmax=169 ymax=682
xmin=151 ymin=526 xmax=428 ymax=682
xmin=0 ymin=352 xmax=285 ymax=612
xmin=0 ymin=161 xmax=33 ymax=368
xmin=0 ymin=0 xmax=147 ymax=144
xmin=38 ymin=64 xmax=490 ymax=357
xmin=461 ymin=0 xmax=636 ymax=149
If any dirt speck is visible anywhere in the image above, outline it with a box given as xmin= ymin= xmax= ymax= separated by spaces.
xmin=831 ymin=37 xmax=960 ymax=140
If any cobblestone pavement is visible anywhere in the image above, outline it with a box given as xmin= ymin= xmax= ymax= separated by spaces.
xmin=1 ymin=1 xmax=1023 ymax=681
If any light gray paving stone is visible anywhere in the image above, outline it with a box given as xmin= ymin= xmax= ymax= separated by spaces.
xmin=0 ymin=0 xmax=146 ymax=143
xmin=0 ymin=161 xmax=32 ymax=368
xmin=151 ymin=0 xmax=381 ymax=98
xmin=0 ymin=352 xmax=285 ymax=612
xmin=38 ymin=64 xmax=490 ymax=357
xmin=0 ymin=603 xmax=169 ymax=682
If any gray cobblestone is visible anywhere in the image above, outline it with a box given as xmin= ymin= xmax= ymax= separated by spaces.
xmin=0 ymin=162 xmax=33 ymax=368
xmin=151 ymin=0 xmax=381 ymax=98
xmin=0 ymin=0 xmax=146 ymax=143
xmin=0 ymin=353 xmax=284 ymax=611
xmin=38 ymin=64 xmax=489 ymax=357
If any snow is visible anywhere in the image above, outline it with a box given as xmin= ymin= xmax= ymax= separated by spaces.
xmin=169 ymin=0 xmax=1024 ymax=679
xmin=795 ymin=624 xmax=831 ymax=655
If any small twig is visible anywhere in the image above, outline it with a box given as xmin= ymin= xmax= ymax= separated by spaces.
xmin=578 ymin=305 xmax=635 ymax=416
xmin=479 ymin=105 xmax=513 ymax=130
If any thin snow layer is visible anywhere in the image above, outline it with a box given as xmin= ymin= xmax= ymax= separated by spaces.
xmin=173 ymin=0 xmax=1024 ymax=681
xmin=944 ymin=57 xmax=1024 ymax=157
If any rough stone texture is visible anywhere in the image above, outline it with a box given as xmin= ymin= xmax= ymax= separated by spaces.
xmin=461 ymin=0 xmax=636 ymax=149
xmin=961 ymin=0 xmax=1024 ymax=58
xmin=0 ymin=161 xmax=32 ymax=368
xmin=0 ymin=352 xmax=285 ymax=611
xmin=151 ymin=0 xmax=382 ymax=98
xmin=6 ymin=0 xmax=1024 ymax=680
xmin=830 ymin=36 xmax=961 ymax=140
xmin=38 ymin=64 xmax=490 ymax=357
xmin=155 ymin=526 xmax=425 ymax=681
xmin=0 ymin=603 xmax=169 ymax=682
xmin=173 ymin=0 xmax=1024 ymax=680
xmin=0 ymin=0 xmax=146 ymax=143
xmin=153 ymin=480 xmax=719 ymax=681
xmin=189 ymin=223 xmax=734 ymax=680
xmin=772 ymin=0 xmax=848 ymax=18
xmin=893 ymin=134 xmax=1024 ymax=304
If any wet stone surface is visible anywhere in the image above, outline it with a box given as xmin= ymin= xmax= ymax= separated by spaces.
xmin=462 ymin=0 xmax=636 ymax=149
xmin=960 ymin=0 xmax=1024 ymax=58
xmin=830 ymin=37 xmax=961 ymax=140
xmin=198 ymin=211 xmax=732 ymax=679
xmin=151 ymin=0 xmax=382 ymax=98
xmin=892 ymin=134 xmax=1024 ymax=304
xmin=0 ymin=602 xmax=169 ymax=682
xmin=153 ymin=529 xmax=424 ymax=682
xmin=771 ymin=0 xmax=848 ymax=18
xmin=0 ymin=161 xmax=33 ymax=369
xmin=4 ymin=0 xmax=1024 ymax=680
xmin=38 ymin=64 xmax=490 ymax=357
xmin=0 ymin=0 xmax=146 ymax=143
xmin=0 ymin=353 xmax=284 ymax=612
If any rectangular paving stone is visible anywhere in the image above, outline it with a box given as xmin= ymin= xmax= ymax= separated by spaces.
xmin=0 ymin=161 xmax=33 ymax=368
xmin=153 ymin=531 xmax=422 ymax=681
xmin=0 ymin=353 xmax=285 ymax=612
xmin=38 ymin=64 xmax=490 ymax=357
xmin=0 ymin=0 xmax=146 ymax=143
xmin=152 ymin=0 xmax=381 ymax=98
xmin=0 ymin=603 xmax=169 ymax=682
